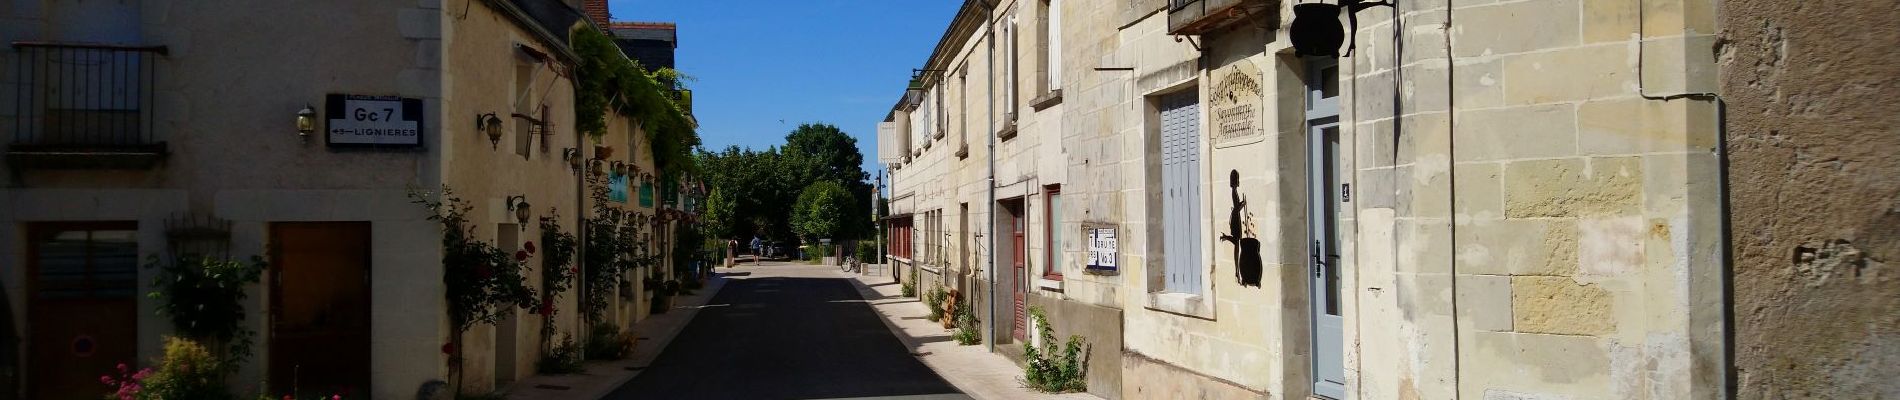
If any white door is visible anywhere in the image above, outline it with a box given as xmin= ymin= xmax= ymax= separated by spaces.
xmin=1159 ymin=89 xmax=1203 ymax=294
xmin=1306 ymin=58 xmax=1346 ymax=399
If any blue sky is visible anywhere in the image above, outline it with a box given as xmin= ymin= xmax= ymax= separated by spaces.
xmin=608 ymin=0 xmax=962 ymax=186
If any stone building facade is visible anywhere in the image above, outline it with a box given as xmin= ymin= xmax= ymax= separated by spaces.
xmin=880 ymin=0 xmax=1892 ymax=399
xmin=0 ymin=0 xmax=688 ymax=398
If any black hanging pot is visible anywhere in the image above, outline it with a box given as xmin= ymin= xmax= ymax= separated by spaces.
xmin=1290 ymin=3 xmax=1344 ymax=57
xmin=1291 ymin=0 xmax=1393 ymax=58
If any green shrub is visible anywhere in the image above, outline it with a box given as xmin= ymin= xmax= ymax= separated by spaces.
xmin=856 ymin=241 xmax=878 ymax=262
xmin=952 ymin=301 xmax=982 ymax=346
xmin=900 ymin=280 xmax=917 ymax=297
xmin=537 ymin=334 xmax=584 ymax=374
xmin=141 ymin=337 xmax=233 ymax=400
xmin=584 ymin=322 xmax=633 ymax=360
xmin=924 ymin=286 xmax=948 ymax=322
xmin=950 ymin=295 xmax=980 ymax=345
xmin=1021 ymin=307 xmax=1089 ymax=393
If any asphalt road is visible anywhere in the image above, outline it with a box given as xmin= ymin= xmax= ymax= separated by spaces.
xmin=604 ymin=263 xmax=969 ymax=400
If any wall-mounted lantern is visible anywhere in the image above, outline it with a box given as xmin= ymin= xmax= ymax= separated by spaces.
xmin=506 ymin=195 xmax=531 ymax=227
xmin=478 ymin=113 xmax=505 ymax=148
xmin=563 ymin=148 xmax=583 ymax=172
xmin=1289 ymin=0 xmax=1393 ymax=57
xmin=296 ymin=105 xmax=317 ymax=140
xmin=611 ymin=161 xmax=628 ymax=176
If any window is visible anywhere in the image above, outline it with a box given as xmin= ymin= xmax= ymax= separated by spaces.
xmin=1158 ymin=88 xmax=1204 ymax=294
xmin=958 ymin=64 xmax=970 ymax=155
xmin=513 ymin=63 xmax=539 ymax=158
xmin=1005 ymin=10 xmax=1020 ymax=116
xmin=1044 ymin=185 xmax=1063 ymax=279
xmin=936 ymin=82 xmax=947 ymax=139
xmin=1040 ymin=0 xmax=1061 ymax=92
xmin=31 ymin=224 xmax=139 ymax=300
xmin=959 ymin=203 xmax=971 ymax=271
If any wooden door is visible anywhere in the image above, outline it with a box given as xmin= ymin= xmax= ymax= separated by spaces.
xmin=269 ymin=222 xmax=372 ymax=397
xmin=27 ymin=223 xmax=139 ymax=400
xmin=1008 ymin=201 xmax=1028 ymax=341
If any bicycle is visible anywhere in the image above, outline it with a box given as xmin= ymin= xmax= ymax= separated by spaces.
xmin=840 ymin=255 xmax=859 ymax=273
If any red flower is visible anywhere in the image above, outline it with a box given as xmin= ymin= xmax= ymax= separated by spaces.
xmin=524 ymin=241 xmax=537 ymax=253
xmin=475 ymin=265 xmax=493 ymax=279
xmin=539 ymin=301 xmax=555 ymax=316
xmin=441 ymin=342 xmax=457 ymax=355
xmin=515 ymin=250 xmax=530 ymax=261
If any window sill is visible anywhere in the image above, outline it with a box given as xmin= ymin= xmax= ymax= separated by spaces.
xmin=1030 ymin=89 xmax=1064 ymax=111
xmin=1037 ymin=277 xmax=1064 ymax=292
xmin=922 ymin=265 xmax=944 ymax=275
xmin=887 ymin=255 xmax=912 ymax=264
xmin=997 ymin=123 xmax=1018 ymax=141
xmin=955 ymin=143 xmax=968 ymax=159
xmin=1146 ymin=291 xmax=1216 ymax=320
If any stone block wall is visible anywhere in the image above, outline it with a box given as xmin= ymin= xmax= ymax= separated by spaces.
xmin=1345 ymin=0 xmax=1726 ymax=398
xmin=1721 ymin=0 xmax=1900 ymax=397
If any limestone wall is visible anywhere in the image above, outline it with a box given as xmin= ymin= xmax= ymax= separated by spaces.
xmin=1344 ymin=0 xmax=1726 ymax=398
xmin=1721 ymin=0 xmax=1900 ymax=397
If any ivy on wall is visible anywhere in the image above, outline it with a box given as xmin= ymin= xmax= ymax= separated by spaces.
xmin=571 ymin=26 xmax=699 ymax=178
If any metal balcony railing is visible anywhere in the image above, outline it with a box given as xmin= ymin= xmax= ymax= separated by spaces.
xmin=9 ymin=42 xmax=167 ymax=153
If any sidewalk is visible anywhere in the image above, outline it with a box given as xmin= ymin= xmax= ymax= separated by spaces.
xmin=841 ymin=265 xmax=1101 ymax=400
xmin=503 ymin=273 xmax=728 ymax=400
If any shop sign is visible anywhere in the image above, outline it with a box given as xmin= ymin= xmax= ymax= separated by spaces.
xmin=1210 ymin=60 xmax=1265 ymax=148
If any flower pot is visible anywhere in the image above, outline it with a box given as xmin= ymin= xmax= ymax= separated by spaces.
xmin=594 ymin=145 xmax=614 ymax=160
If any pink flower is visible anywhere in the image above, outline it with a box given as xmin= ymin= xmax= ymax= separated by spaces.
xmin=284 ymin=396 xmax=294 ymax=400
xmin=524 ymin=241 xmax=537 ymax=253
xmin=441 ymin=342 xmax=457 ymax=355
xmin=515 ymin=250 xmax=530 ymax=261
xmin=334 ymin=395 xmax=343 ymax=400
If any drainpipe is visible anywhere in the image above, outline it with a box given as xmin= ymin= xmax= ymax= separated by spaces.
xmin=982 ymin=0 xmax=999 ymax=352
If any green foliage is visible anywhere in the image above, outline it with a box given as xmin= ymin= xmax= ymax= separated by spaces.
xmin=952 ymin=300 xmax=983 ymax=346
xmin=696 ymin=123 xmax=874 ymax=245
xmin=701 ymin=187 xmax=739 ymax=240
xmin=538 ymin=212 xmax=579 ymax=339
xmin=781 ymin=124 xmax=875 ymax=240
xmin=900 ymin=280 xmax=917 ymax=297
xmin=140 ymin=337 xmax=233 ymax=400
xmin=410 ymin=188 xmax=538 ymax=334
xmin=856 ymin=241 xmax=878 ymax=262
xmin=571 ymin=26 xmax=698 ymax=175
xmin=536 ymin=334 xmax=584 ymax=375
xmin=791 ymin=181 xmax=853 ymax=242
xmin=924 ymin=286 xmax=949 ymax=322
xmin=584 ymin=322 xmax=634 ymax=361
xmin=145 ymin=254 xmax=267 ymax=371
xmin=1021 ymin=307 xmax=1090 ymax=393
xmin=579 ymin=173 xmax=654 ymax=322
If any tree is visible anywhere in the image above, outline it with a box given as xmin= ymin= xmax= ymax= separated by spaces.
xmin=781 ymin=123 xmax=875 ymax=240
xmin=791 ymin=181 xmax=854 ymax=242
xmin=702 ymin=187 xmax=739 ymax=240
